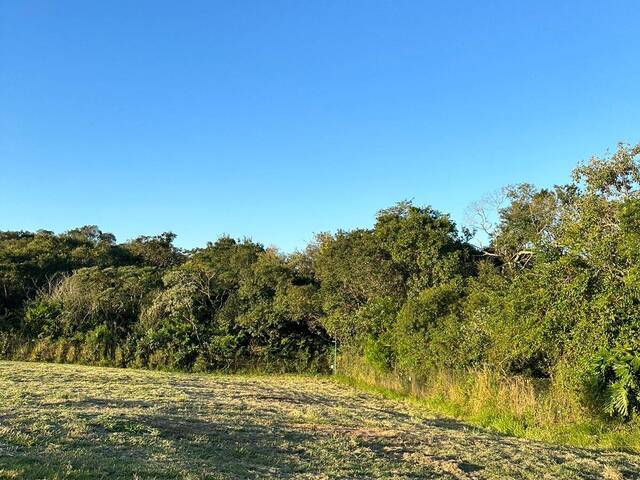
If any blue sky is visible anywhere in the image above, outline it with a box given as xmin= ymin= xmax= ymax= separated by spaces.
xmin=1 ymin=1 xmax=639 ymax=251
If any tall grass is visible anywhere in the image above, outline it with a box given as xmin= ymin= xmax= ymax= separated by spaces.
xmin=336 ymin=352 xmax=640 ymax=451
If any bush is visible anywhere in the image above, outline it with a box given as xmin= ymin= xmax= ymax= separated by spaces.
xmin=84 ymin=324 xmax=116 ymax=364
xmin=587 ymin=347 xmax=640 ymax=418
xmin=24 ymin=299 xmax=62 ymax=338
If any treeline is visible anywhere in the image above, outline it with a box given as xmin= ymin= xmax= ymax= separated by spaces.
xmin=3 ymin=143 xmax=640 ymax=418
xmin=0 ymin=231 xmax=328 ymax=371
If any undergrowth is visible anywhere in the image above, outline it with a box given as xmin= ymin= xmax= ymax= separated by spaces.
xmin=335 ymin=354 xmax=640 ymax=451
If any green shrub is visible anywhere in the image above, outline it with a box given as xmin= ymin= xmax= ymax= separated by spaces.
xmin=587 ymin=347 xmax=640 ymax=418
xmin=24 ymin=299 xmax=62 ymax=338
xmin=84 ymin=324 xmax=116 ymax=363
xmin=363 ymin=334 xmax=394 ymax=372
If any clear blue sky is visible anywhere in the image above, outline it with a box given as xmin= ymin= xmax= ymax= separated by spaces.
xmin=1 ymin=1 xmax=639 ymax=251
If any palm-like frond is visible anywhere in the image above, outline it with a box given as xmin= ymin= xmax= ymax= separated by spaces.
xmin=589 ymin=347 xmax=640 ymax=418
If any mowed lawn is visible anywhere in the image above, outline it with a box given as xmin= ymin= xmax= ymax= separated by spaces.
xmin=0 ymin=362 xmax=639 ymax=479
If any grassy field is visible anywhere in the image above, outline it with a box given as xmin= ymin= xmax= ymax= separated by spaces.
xmin=0 ymin=362 xmax=639 ymax=479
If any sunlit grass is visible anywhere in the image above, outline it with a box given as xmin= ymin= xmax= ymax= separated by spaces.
xmin=335 ymin=354 xmax=640 ymax=453
xmin=1 ymin=361 xmax=639 ymax=479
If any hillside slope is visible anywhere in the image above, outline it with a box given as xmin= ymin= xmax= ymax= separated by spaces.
xmin=0 ymin=361 xmax=638 ymax=479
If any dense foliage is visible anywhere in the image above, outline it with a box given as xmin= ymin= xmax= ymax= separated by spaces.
xmin=3 ymin=143 xmax=640 ymax=416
